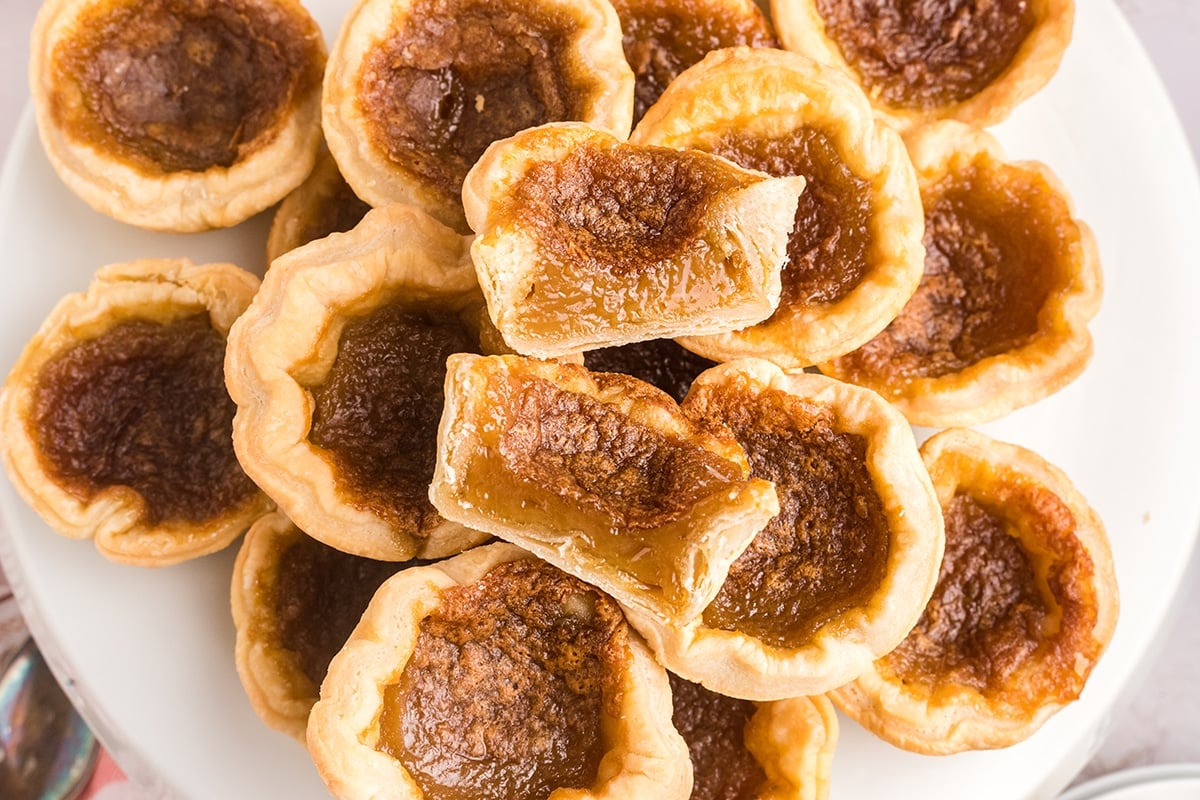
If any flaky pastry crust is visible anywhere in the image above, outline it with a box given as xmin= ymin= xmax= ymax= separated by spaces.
xmin=430 ymin=353 xmax=780 ymax=625
xmin=225 ymin=204 xmax=493 ymax=562
xmin=830 ymin=428 xmax=1119 ymax=754
xmin=622 ymin=359 xmax=943 ymax=700
xmin=633 ymin=47 xmax=924 ymax=367
xmin=306 ymin=542 xmax=692 ymax=800
xmin=30 ymin=0 xmax=325 ymax=231
xmin=746 ymin=695 xmax=837 ymax=800
xmin=0 ymin=259 xmax=271 ymax=565
xmin=819 ymin=122 xmax=1101 ymax=427
xmin=464 ymin=122 xmax=804 ymax=358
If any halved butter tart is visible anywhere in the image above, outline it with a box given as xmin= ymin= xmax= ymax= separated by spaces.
xmin=30 ymin=0 xmax=326 ymax=231
xmin=307 ymin=542 xmax=692 ymax=800
xmin=322 ymin=0 xmax=634 ymax=232
xmin=830 ymin=427 xmax=1118 ymax=754
xmin=670 ymin=674 xmax=837 ymax=800
xmin=266 ymin=147 xmax=372 ymax=264
xmin=770 ymin=0 xmax=1074 ymax=130
xmin=225 ymin=203 xmax=496 ymax=562
xmin=429 ymin=353 xmax=780 ymax=626
xmin=819 ymin=122 xmax=1101 ymax=427
xmin=232 ymin=511 xmax=412 ymax=742
xmin=0 ymin=259 xmax=271 ymax=565
xmin=621 ymin=359 xmax=943 ymax=700
xmin=632 ymin=47 xmax=924 ymax=367
xmin=464 ymin=123 xmax=805 ymax=358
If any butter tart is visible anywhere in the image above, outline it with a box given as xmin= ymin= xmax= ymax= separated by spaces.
xmin=231 ymin=511 xmax=408 ymax=742
xmin=609 ymin=0 xmax=777 ymax=124
xmin=266 ymin=147 xmax=372 ymax=264
xmin=633 ymin=47 xmax=924 ymax=367
xmin=307 ymin=542 xmax=693 ymax=800
xmin=430 ymin=353 xmax=780 ymax=625
xmin=0 ymin=259 xmax=271 ymax=566
xmin=583 ymin=338 xmax=716 ymax=404
xmin=770 ymin=0 xmax=1074 ymax=130
xmin=30 ymin=0 xmax=326 ymax=232
xmin=830 ymin=428 xmax=1119 ymax=754
xmin=819 ymin=122 xmax=1101 ymax=427
xmin=464 ymin=122 xmax=805 ymax=358
xmin=622 ymin=359 xmax=943 ymax=700
xmin=225 ymin=203 xmax=495 ymax=562
xmin=670 ymin=674 xmax=837 ymax=800
xmin=322 ymin=0 xmax=634 ymax=233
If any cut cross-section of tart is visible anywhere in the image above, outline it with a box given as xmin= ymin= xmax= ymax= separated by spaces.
xmin=430 ymin=354 xmax=780 ymax=625
xmin=307 ymin=543 xmax=693 ymax=800
xmin=0 ymin=259 xmax=271 ymax=565
xmin=464 ymin=123 xmax=805 ymax=358
xmin=830 ymin=428 xmax=1119 ymax=754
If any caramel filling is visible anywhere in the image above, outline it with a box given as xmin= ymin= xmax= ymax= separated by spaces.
xmin=669 ymin=673 xmax=767 ymax=800
xmin=710 ymin=126 xmax=873 ymax=307
xmin=32 ymin=314 xmax=256 ymax=524
xmin=694 ymin=386 xmax=890 ymax=648
xmin=611 ymin=0 xmax=777 ymax=123
xmin=51 ymin=0 xmax=323 ymax=174
xmin=271 ymin=532 xmax=402 ymax=687
xmin=378 ymin=559 xmax=626 ymax=800
xmin=583 ymin=338 xmax=715 ymax=403
xmin=308 ymin=303 xmax=480 ymax=535
xmin=359 ymin=0 xmax=593 ymax=200
xmin=830 ymin=158 xmax=1073 ymax=385
xmin=506 ymin=141 xmax=759 ymax=340
xmin=285 ymin=165 xmax=370 ymax=255
xmin=815 ymin=0 xmax=1036 ymax=109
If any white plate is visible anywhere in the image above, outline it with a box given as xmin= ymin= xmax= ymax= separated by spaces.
xmin=1 ymin=2 xmax=1198 ymax=799
xmin=1061 ymin=764 xmax=1200 ymax=800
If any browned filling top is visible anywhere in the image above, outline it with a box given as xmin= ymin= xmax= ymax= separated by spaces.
xmin=31 ymin=314 xmax=257 ymax=525
xmin=378 ymin=558 xmax=627 ymax=800
xmin=691 ymin=385 xmax=890 ymax=648
xmin=829 ymin=158 xmax=1072 ymax=386
xmin=611 ymin=0 xmax=777 ymax=123
xmin=583 ymin=339 xmax=715 ymax=403
xmin=308 ymin=303 xmax=480 ymax=536
xmin=710 ymin=126 xmax=873 ymax=307
xmin=359 ymin=0 xmax=595 ymax=200
xmin=51 ymin=0 xmax=324 ymax=174
xmin=815 ymin=0 xmax=1036 ymax=109
xmin=669 ymin=673 xmax=766 ymax=800
xmin=270 ymin=531 xmax=403 ymax=687
xmin=884 ymin=493 xmax=1046 ymax=691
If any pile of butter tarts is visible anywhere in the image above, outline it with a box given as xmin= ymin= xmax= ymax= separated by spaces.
xmin=2 ymin=0 xmax=1119 ymax=796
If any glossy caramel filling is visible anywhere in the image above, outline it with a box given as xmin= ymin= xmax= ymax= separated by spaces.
xmin=669 ymin=673 xmax=766 ymax=800
xmin=815 ymin=0 xmax=1036 ymax=108
xmin=583 ymin=338 xmax=715 ymax=403
xmin=51 ymin=0 xmax=323 ymax=174
xmin=32 ymin=314 xmax=256 ymax=524
xmin=611 ymin=0 xmax=777 ymax=123
xmin=694 ymin=386 xmax=890 ymax=648
xmin=884 ymin=493 xmax=1046 ymax=691
xmin=271 ymin=532 xmax=402 ymax=687
xmin=308 ymin=303 xmax=480 ymax=535
xmin=506 ymin=141 xmax=759 ymax=339
xmin=378 ymin=559 xmax=626 ymax=800
xmin=710 ymin=126 xmax=873 ymax=307
xmin=359 ymin=0 xmax=592 ymax=200
xmin=829 ymin=158 xmax=1072 ymax=385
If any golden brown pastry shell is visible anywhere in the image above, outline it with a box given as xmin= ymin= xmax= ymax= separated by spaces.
xmin=306 ymin=542 xmax=693 ymax=800
xmin=769 ymin=0 xmax=1074 ymax=130
xmin=633 ymin=46 xmax=924 ymax=367
xmin=322 ymin=0 xmax=634 ymax=233
xmin=830 ymin=427 xmax=1119 ymax=754
xmin=621 ymin=359 xmax=943 ymax=699
xmin=29 ymin=0 xmax=325 ymax=232
xmin=225 ymin=203 xmax=493 ymax=562
xmin=0 ymin=259 xmax=271 ymax=566
xmin=819 ymin=122 xmax=1101 ymax=427
xmin=747 ymin=694 xmax=838 ymax=800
